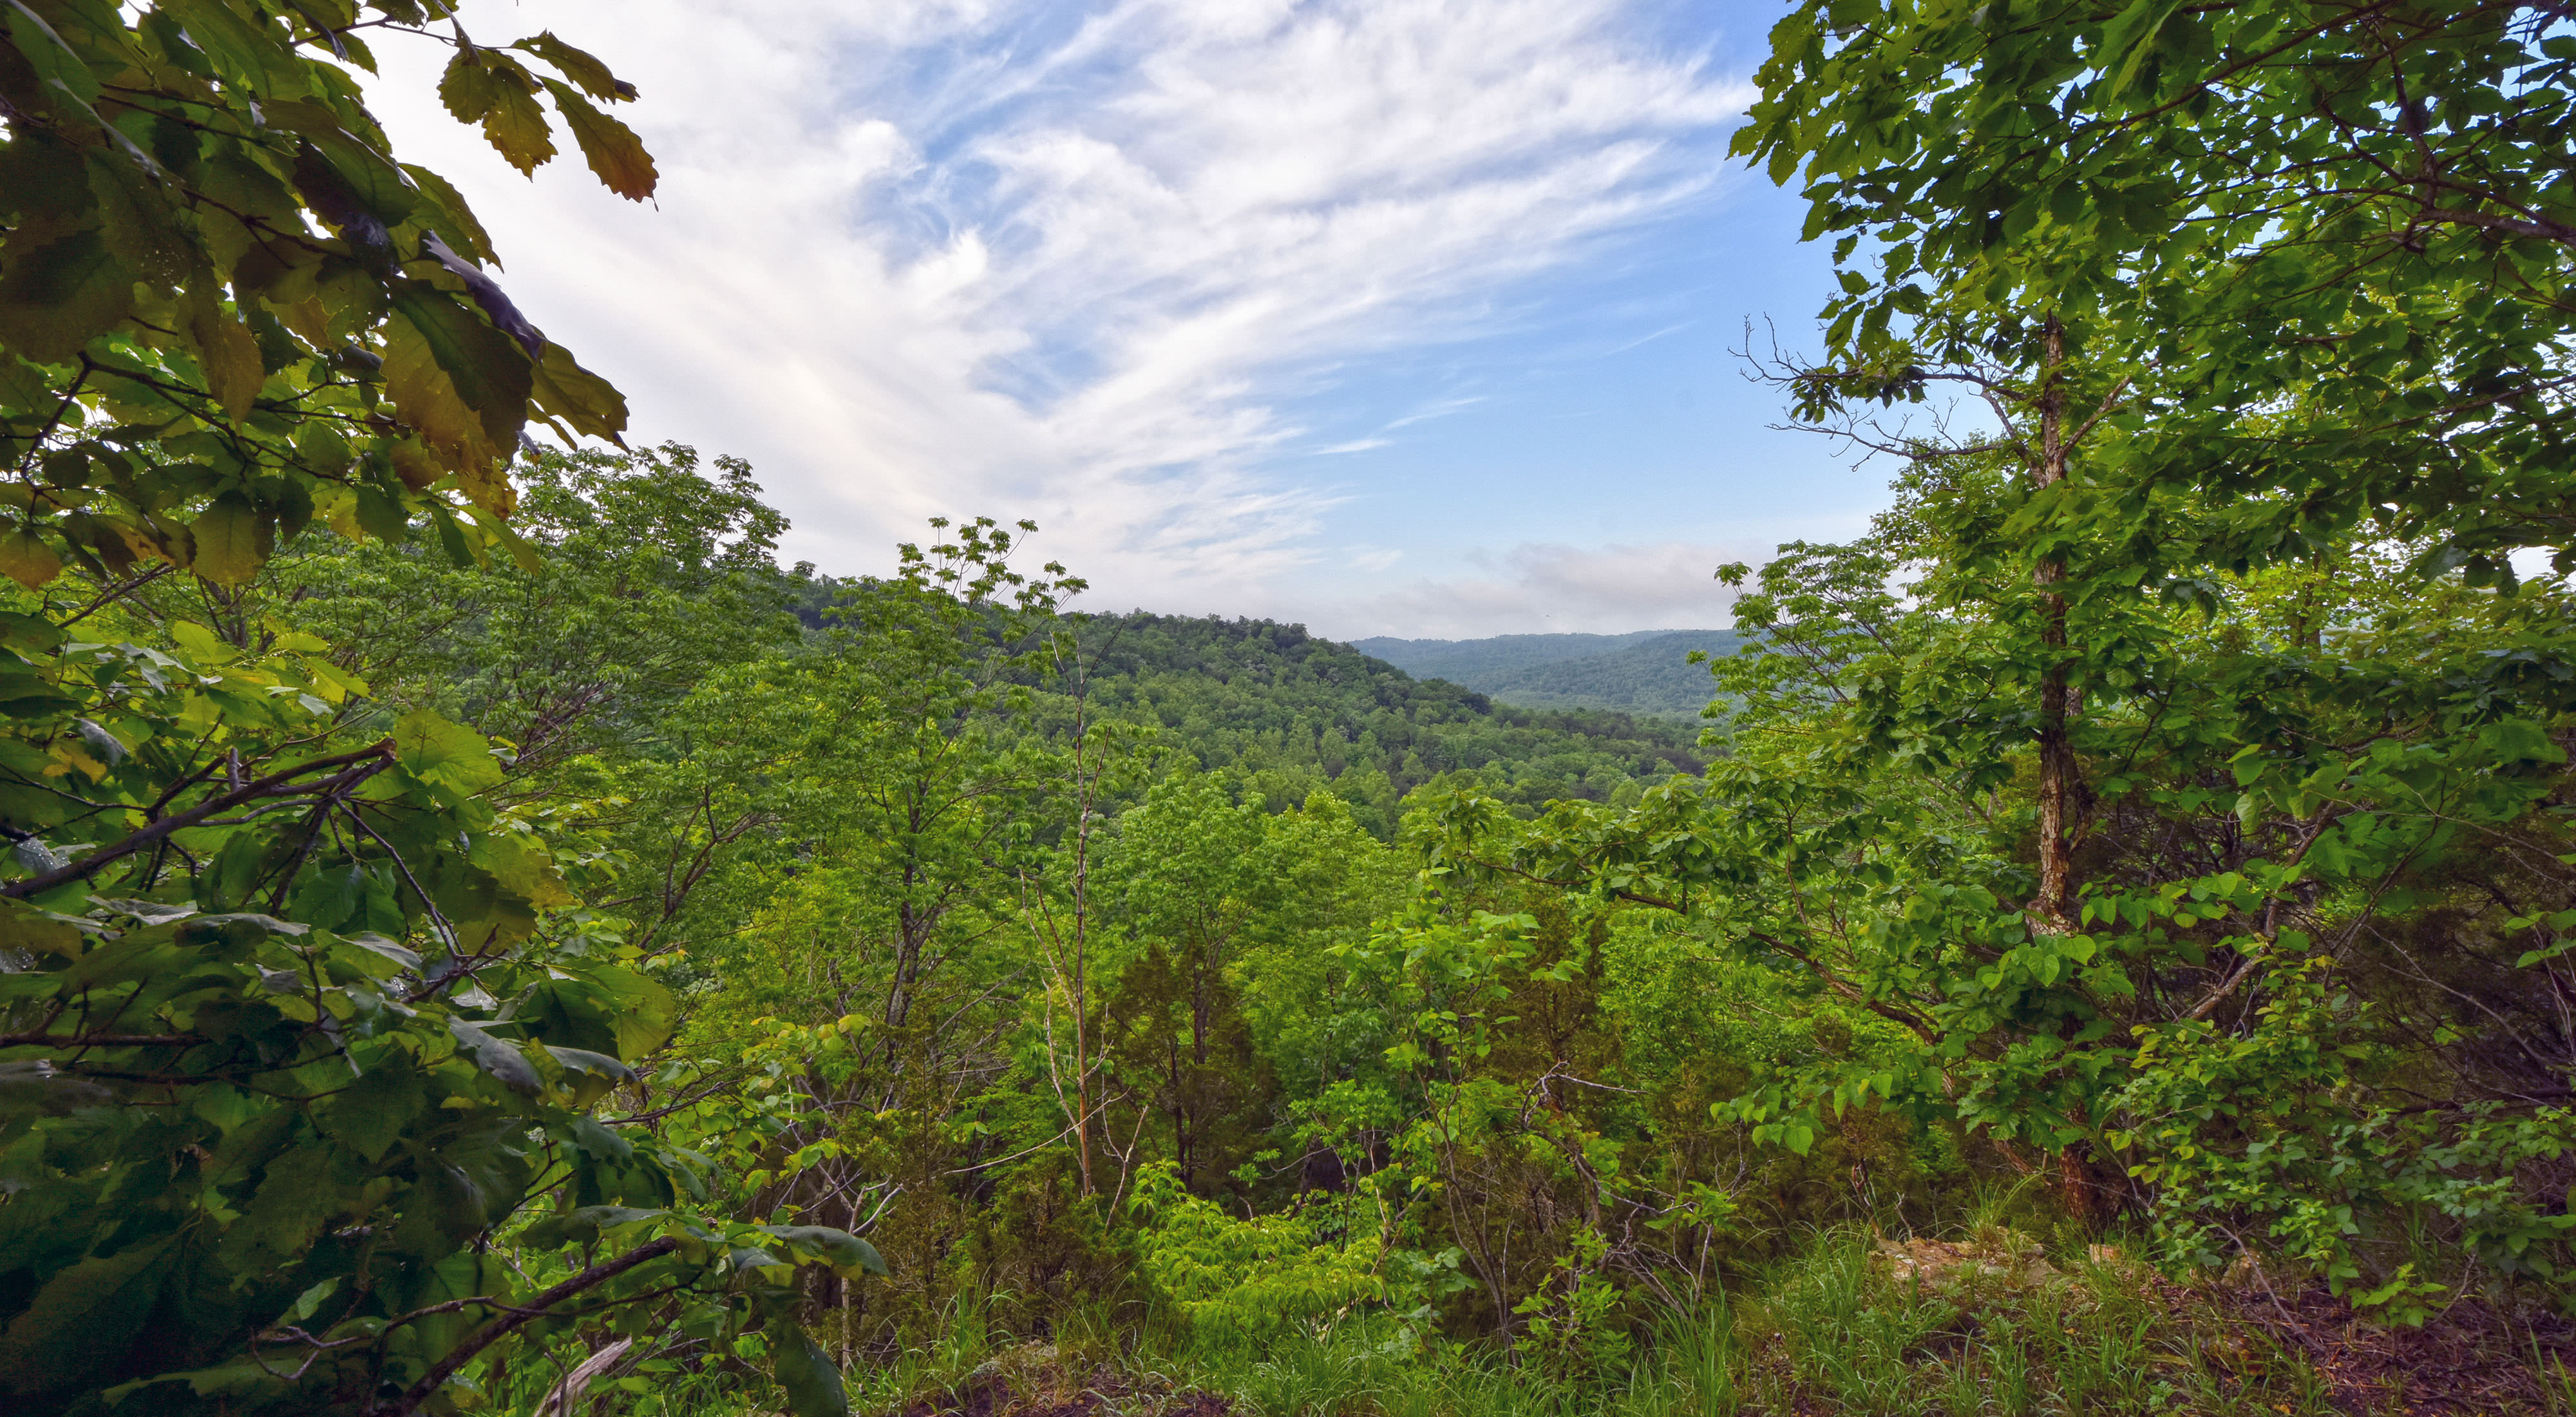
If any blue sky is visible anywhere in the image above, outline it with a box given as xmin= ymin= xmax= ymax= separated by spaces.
xmin=377 ymin=0 xmax=1893 ymax=637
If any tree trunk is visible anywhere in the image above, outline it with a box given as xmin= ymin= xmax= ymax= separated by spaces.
xmin=2031 ymin=316 xmax=2079 ymax=928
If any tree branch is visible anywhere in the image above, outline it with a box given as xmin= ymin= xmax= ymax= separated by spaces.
xmin=3 ymin=743 xmax=394 ymax=899
xmin=383 ymin=1236 xmax=683 ymax=1416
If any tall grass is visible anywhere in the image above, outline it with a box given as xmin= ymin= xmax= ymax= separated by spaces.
xmin=586 ymin=1217 xmax=2359 ymax=1417
xmin=1163 ymin=1222 xmax=2345 ymax=1417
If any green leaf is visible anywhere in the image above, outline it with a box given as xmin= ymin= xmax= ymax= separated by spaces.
xmin=448 ymin=1018 xmax=541 ymax=1094
xmin=0 ymin=1059 xmax=114 ymax=1117
xmin=195 ymin=828 xmax=269 ymax=912
xmin=401 ymin=162 xmax=498 ymax=266
xmin=529 ymin=339 xmax=629 ymax=444
xmin=760 ymin=1226 xmax=888 ymax=1278
xmin=265 ymin=101 xmax=418 ymax=227
xmin=1 ymin=0 xmax=102 ymax=106
xmin=216 ymin=1145 xmax=343 ymax=1272
xmin=318 ymin=1049 xmax=426 ymax=1163
xmin=0 ymin=228 xmax=134 ymax=363
xmin=158 ymin=0 xmax=293 ymax=100
xmin=0 ymin=897 xmax=84 ymax=958
xmin=0 ymin=1234 xmax=177 ymax=1397
xmin=0 ymin=351 xmax=55 ymax=414
xmin=392 ymin=708 xmax=506 ymax=799
xmin=546 ymin=1045 xmax=635 ymax=1108
xmin=521 ymin=1204 xmax=669 ymax=1248
xmin=436 ymin=46 xmax=500 ymax=123
xmin=769 ymin=1320 xmax=849 ymax=1417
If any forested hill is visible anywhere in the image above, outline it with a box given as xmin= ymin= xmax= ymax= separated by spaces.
xmin=1070 ymin=613 xmax=1704 ymax=837
xmin=1354 ymin=627 xmax=1743 ymax=716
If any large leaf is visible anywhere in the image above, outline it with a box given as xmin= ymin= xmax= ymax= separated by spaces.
xmin=0 ymin=528 xmax=62 ymax=591
xmin=448 ymin=1018 xmax=540 ymax=1094
xmin=0 ymin=1234 xmax=176 ymax=1397
xmin=529 ymin=339 xmax=629 ymax=444
xmin=467 ymin=52 xmax=556 ymax=175
xmin=542 ymin=78 xmax=655 ymax=201
xmin=759 ymin=1226 xmax=888 ymax=1278
xmin=513 ymin=32 xmax=629 ymax=101
xmin=184 ymin=294 xmax=264 ymax=420
xmin=401 ymin=162 xmax=498 ymax=267
xmin=188 ymin=491 xmax=262 ymax=585
xmin=0 ymin=228 xmax=133 ymax=362
xmin=384 ymin=285 xmax=531 ymax=499
xmin=392 ymin=707 xmax=506 ymax=799
xmin=769 ymin=1320 xmax=849 ymax=1417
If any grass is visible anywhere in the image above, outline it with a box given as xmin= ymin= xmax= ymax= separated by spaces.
xmin=589 ymin=1221 xmax=2384 ymax=1417
xmin=1155 ymin=1224 xmax=2353 ymax=1417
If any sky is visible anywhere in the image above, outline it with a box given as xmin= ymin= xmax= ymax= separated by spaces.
xmin=371 ymin=0 xmax=1895 ymax=639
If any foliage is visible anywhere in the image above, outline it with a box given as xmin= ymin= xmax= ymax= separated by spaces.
xmin=0 ymin=0 xmax=649 ymax=594
xmin=1733 ymin=0 xmax=2574 ymax=580
xmin=1077 ymin=614 xmax=1705 ymax=837
xmin=15 ymin=0 xmax=2576 ymax=1395
xmin=0 ymin=8 xmax=875 ymax=1414
xmin=1416 ymin=0 xmax=2576 ymax=1322
xmin=1126 ymin=1161 xmax=1387 ymax=1339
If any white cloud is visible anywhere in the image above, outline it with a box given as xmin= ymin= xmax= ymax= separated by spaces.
xmin=1316 ymin=540 xmax=1752 ymax=639
xmin=368 ymin=0 xmax=1750 ymax=615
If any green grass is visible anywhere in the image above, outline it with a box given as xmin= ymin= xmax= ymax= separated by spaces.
xmin=569 ymin=1221 xmax=2366 ymax=1417
xmin=1155 ymin=1224 xmax=2348 ymax=1417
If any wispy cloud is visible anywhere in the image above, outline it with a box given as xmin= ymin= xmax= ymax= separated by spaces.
xmin=1385 ymin=396 xmax=1488 ymax=430
xmin=375 ymin=0 xmax=1752 ymax=612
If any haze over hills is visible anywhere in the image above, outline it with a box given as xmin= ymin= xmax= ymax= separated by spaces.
xmin=1354 ymin=627 xmax=1744 ymax=718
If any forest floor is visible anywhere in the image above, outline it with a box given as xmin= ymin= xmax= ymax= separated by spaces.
xmin=854 ymin=1230 xmax=2576 ymax=1417
xmin=2190 ymin=1278 xmax=2576 ymax=1415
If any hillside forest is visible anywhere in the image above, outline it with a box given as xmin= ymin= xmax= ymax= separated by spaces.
xmin=5 ymin=2 xmax=2576 ymax=1416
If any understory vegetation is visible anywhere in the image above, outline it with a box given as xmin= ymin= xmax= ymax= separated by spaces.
xmin=6 ymin=0 xmax=2576 ymax=1414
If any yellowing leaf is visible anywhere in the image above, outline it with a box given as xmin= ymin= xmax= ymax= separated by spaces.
xmin=529 ymin=340 xmax=628 ymax=444
xmin=513 ymin=32 xmax=628 ymax=102
xmin=0 ymin=528 xmax=61 ymax=590
xmin=383 ymin=320 xmax=500 ymax=478
xmin=471 ymin=830 xmax=572 ymax=909
xmin=386 ymin=436 xmax=440 ymax=492
xmin=474 ymin=57 xmax=556 ymax=176
xmin=437 ymin=47 xmax=500 ymax=123
xmin=189 ymin=492 xmax=262 ymax=586
xmin=542 ymin=79 xmax=654 ymax=201
xmin=185 ymin=296 xmax=264 ymax=420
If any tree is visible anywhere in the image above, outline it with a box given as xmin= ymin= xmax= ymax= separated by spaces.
xmin=0 ymin=9 xmax=875 ymax=1414
xmin=1 ymin=0 xmax=651 ymax=591
xmin=1596 ymin=0 xmax=2576 ymax=1268
xmin=1734 ymin=0 xmax=2575 ymax=576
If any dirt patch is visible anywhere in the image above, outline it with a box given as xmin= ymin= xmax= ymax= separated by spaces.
xmin=1875 ymin=1229 xmax=2072 ymax=1297
xmin=892 ymin=1371 xmax=1235 ymax=1417
xmin=2195 ymin=1268 xmax=2576 ymax=1416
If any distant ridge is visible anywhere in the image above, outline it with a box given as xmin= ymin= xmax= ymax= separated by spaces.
xmin=1354 ymin=628 xmax=1743 ymax=718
